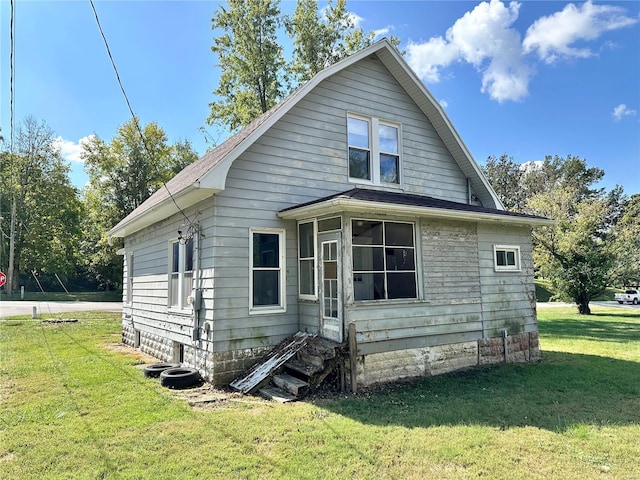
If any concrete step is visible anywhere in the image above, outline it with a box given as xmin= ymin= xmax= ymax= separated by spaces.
xmin=298 ymin=351 xmax=325 ymax=369
xmin=306 ymin=337 xmax=341 ymax=359
xmin=258 ymin=386 xmax=297 ymax=403
xmin=273 ymin=373 xmax=309 ymax=397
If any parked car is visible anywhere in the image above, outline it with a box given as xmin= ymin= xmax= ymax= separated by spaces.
xmin=614 ymin=289 xmax=640 ymax=305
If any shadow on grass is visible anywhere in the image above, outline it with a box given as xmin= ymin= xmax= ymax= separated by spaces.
xmin=540 ymin=317 xmax=640 ymax=342
xmin=315 ymin=352 xmax=640 ymax=432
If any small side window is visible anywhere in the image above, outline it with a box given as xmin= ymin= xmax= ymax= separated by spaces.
xmin=494 ymin=245 xmax=521 ymax=272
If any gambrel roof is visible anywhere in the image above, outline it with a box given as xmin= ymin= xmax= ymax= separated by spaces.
xmin=109 ymin=39 xmax=503 ymax=238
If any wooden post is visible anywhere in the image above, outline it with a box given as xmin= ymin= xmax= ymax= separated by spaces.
xmin=348 ymin=322 xmax=357 ymax=394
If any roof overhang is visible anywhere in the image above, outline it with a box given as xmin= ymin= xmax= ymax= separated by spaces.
xmin=278 ymin=196 xmax=555 ymax=227
xmin=107 ymin=184 xmax=219 ymax=238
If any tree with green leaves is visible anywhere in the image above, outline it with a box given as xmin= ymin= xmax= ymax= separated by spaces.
xmin=609 ymin=194 xmax=640 ymax=287
xmin=483 ymin=153 xmax=626 ymax=315
xmin=208 ymin=0 xmax=287 ymax=131
xmin=81 ymin=118 xmax=198 ymax=289
xmin=0 ymin=117 xmax=83 ymax=293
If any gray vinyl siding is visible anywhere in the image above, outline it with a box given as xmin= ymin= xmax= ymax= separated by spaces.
xmin=477 ymin=224 xmax=537 ymax=337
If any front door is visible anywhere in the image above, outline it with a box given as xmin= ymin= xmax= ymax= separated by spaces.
xmin=319 ymin=232 xmax=342 ymax=342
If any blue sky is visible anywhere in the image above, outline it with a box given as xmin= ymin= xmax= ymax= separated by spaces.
xmin=1 ymin=0 xmax=638 ymax=196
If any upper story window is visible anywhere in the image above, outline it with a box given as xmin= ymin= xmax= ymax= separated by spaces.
xmin=348 ymin=115 xmax=400 ymax=185
xmin=494 ymin=245 xmax=521 ymax=272
xmin=169 ymin=237 xmax=194 ymax=309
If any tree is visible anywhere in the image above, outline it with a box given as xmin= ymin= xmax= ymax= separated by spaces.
xmin=207 ymin=0 xmax=287 ymax=131
xmin=80 ymin=118 xmax=198 ymax=289
xmin=528 ymin=187 xmax=615 ymax=314
xmin=482 ymin=154 xmax=526 ymax=211
xmin=0 ymin=117 xmax=83 ymax=293
xmin=610 ymin=194 xmax=640 ymax=287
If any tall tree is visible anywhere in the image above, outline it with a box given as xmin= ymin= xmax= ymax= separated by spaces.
xmin=0 ymin=117 xmax=83 ymax=293
xmin=207 ymin=0 xmax=287 ymax=131
xmin=609 ymin=194 xmax=640 ymax=287
xmin=81 ymin=118 xmax=198 ymax=289
xmin=483 ymin=154 xmax=526 ymax=211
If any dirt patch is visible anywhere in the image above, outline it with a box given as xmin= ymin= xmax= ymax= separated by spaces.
xmin=42 ymin=319 xmax=78 ymax=324
xmin=104 ymin=343 xmax=158 ymax=364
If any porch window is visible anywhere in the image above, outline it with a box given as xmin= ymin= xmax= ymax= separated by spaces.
xmin=298 ymin=221 xmax=316 ymax=298
xmin=352 ymin=220 xmax=417 ymax=301
xmin=348 ymin=114 xmax=400 ymax=185
xmin=169 ymin=237 xmax=194 ymax=309
xmin=494 ymin=245 xmax=521 ymax=272
xmin=250 ymin=229 xmax=286 ymax=313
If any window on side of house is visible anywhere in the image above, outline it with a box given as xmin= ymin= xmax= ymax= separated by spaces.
xmin=126 ymin=253 xmax=134 ymax=305
xmin=348 ymin=114 xmax=400 ymax=185
xmin=494 ymin=245 xmax=521 ymax=272
xmin=352 ymin=220 xmax=417 ymax=301
xmin=298 ymin=221 xmax=316 ymax=298
xmin=250 ymin=228 xmax=286 ymax=313
xmin=169 ymin=237 xmax=194 ymax=309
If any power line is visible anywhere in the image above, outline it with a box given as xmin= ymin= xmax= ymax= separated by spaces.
xmin=10 ymin=0 xmax=15 ymax=152
xmin=88 ymin=0 xmax=195 ymax=233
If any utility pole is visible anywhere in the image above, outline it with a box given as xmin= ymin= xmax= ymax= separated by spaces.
xmin=7 ymin=194 xmax=16 ymax=295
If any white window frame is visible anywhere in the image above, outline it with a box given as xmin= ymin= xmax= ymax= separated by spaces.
xmin=249 ymin=228 xmax=286 ymax=314
xmin=125 ymin=253 xmax=134 ymax=305
xmin=493 ymin=245 xmax=521 ymax=272
xmin=298 ymin=220 xmax=317 ymax=300
xmin=168 ymin=237 xmax=194 ymax=310
xmin=347 ymin=113 xmax=402 ymax=186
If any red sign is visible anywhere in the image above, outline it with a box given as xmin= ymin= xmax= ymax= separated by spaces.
xmin=0 ymin=271 xmax=5 ymax=288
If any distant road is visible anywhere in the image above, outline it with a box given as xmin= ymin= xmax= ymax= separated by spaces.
xmin=0 ymin=301 xmax=122 ymax=319
xmin=538 ymin=301 xmax=639 ymax=310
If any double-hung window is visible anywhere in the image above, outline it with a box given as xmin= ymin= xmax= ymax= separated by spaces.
xmin=348 ymin=115 xmax=400 ymax=185
xmin=352 ymin=220 xmax=417 ymax=301
xmin=494 ymin=245 xmax=521 ymax=272
xmin=170 ymin=237 xmax=194 ymax=309
xmin=250 ymin=228 xmax=286 ymax=313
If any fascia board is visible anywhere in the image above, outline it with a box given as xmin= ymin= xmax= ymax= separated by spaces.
xmin=108 ymin=185 xmax=218 ymax=238
xmin=278 ymin=198 xmax=555 ymax=227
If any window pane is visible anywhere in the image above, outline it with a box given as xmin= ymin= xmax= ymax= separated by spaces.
xmin=496 ymin=250 xmax=506 ymax=266
xmin=300 ymin=259 xmax=315 ymax=295
xmin=170 ymin=272 xmax=180 ymax=306
xmin=299 ymin=222 xmax=314 ymax=258
xmin=318 ymin=217 xmax=341 ymax=232
xmin=352 ymin=220 xmax=383 ymax=245
xmin=353 ymin=246 xmax=384 ymax=271
xmin=172 ymin=242 xmax=180 ymax=273
xmin=348 ymin=117 xmax=369 ymax=149
xmin=253 ymin=233 xmax=279 ymax=267
xmin=253 ymin=270 xmax=279 ymax=306
xmin=349 ymin=148 xmax=370 ymax=179
xmin=385 ymin=247 xmax=415 ymax=270
xmin=385 ymin=223 xmax=414 ymax=246
xmin=380 ymin=153 xmax=399 ymax=184
xmin=353 ymin=273 xmax=385 ymax=301
xmin=182 ymin=271 xmax=193 ymax=305
xmin=185 ymin=238 xmax=194 ymax=272
xmin=379 ymin=124 xmax=398 ymax=154
xmin=506 ymin=251 xmax=516 ymax=266
xmin=387 ymin=272 xmax=417 ymax=299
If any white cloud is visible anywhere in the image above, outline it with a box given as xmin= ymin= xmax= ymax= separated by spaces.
xmin=406 ymin=0 xmax=532 ymax=102
xmin=405 ymin=0 xmax=637 ymax=103
xmin=374 ymin=26 xmax=392 ymax=38
xmin=53 ymin=135 xmax=95 ymax=163
xmin=612 ymin=104 xmax=637 ymax=121
xmin=439 ymin=99 xmax=449 ymax=109
xmin=523 ymin=0 xmax=638 ymax=63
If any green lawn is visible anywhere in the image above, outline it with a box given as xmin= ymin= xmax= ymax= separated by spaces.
xmin=1 ymin=307 xmax=639 ymax=479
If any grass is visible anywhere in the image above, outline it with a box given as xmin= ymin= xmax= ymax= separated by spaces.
xmin=0 ymin=291 xmax=122 ymax=302
xmin=1 ymin=307 xmax=639 ymax=479
xmin=535 ymin=279 xmax=618 ymax=302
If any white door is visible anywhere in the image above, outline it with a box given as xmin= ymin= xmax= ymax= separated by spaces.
xmin=319 ymin=232 xmax=342 ymax=342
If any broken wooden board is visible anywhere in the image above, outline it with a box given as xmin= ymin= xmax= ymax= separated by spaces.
xmin=230 ymin=332 xmax=315 ymax=394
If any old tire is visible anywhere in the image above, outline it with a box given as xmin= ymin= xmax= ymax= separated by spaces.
xmin=634 ymin=298 xmax=639 ymax=305
xmin=160 ymin=367 xmax=202 ymax=389
xmin=143 ymin=363 xmax=180 ymax=378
